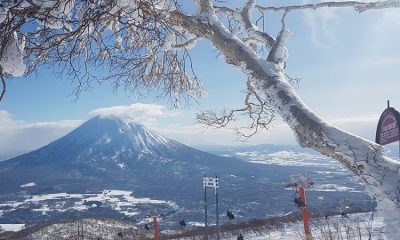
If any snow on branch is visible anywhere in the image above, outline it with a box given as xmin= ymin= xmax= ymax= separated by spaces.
xmin=213 ymin=2 xmax=275 ymax=52
xmin=255 ymin=0 xmax=400 ymax=13
xmin=198 ymin=0 xmax=214 ymax=14
xmin=0 ymin=31 xmax=26 ymax=77
xmin=239 ymin=0 xmax=275 ymax=49
xmin=267 ymin=11 xmax=290 ymax=65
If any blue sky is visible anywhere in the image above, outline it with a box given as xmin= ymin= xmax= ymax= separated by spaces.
xmin=1 ymin=1 xmax=400 ymax=159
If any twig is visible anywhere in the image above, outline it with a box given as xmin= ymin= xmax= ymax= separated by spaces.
xmin=0 ymin=68 xmax=5 ymax=102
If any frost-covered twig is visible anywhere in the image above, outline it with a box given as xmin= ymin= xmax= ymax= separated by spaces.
xmin=199 ymin=0 xmax=214 ymax=14
xmin=0 ymin=68 xmax=5 ymax=101
xmin=240 ymin=0 xmax=275 ymax=48
xmin=197 ymin=77 xmax=275 ymax=140
xmin=256 ymin=0 xmax=400 ymax=13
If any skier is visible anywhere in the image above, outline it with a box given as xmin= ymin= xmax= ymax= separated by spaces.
xmin=237 ymin=233 xmax=244 ymax=240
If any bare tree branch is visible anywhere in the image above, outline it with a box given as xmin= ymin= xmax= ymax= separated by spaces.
xmin=0 ymin=0 xmax=206 ymax=104
xmin=174 ymin=36 xmax=200 ymax=48
xmin=0 ymin=68 xmax=5 ymax=102
xmin=198 ymin=0 xmax=214 ymax=14
xmin=240 ymin=0 xmax=275 ymax=48
xmin=267 ymin=10 xmax=289 ymax=64
xmin=197 ymin=76 xmax=275 ymax=140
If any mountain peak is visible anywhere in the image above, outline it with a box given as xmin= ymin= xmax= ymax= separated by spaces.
xmin=72 ymin=115 xmax=170 ymax=149
xmin=86 ymin=114 xmax=135 ymax=127
xmin=5 ymin=115 xmax=177 ymax=165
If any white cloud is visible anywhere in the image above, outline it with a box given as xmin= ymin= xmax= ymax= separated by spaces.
xmin=302 ymin=7 xmax=340 ymax=48
xmin=326 ymin=115 xmax=379 ymax=142
xmin=301 ymin=1 xmax=400 ymax=50
xmin=88 ymin=103 xmax=180 ymax=123
xmin=0 ymin=111 xmax=81 ymax=160
xmin=368 ymin=9 xmax=400 ymax=55
xmin=154 ymin=121 xmax=297 ymax=146
xmin=0 ymin=110 xmax=21 ymax=129
xmin=327 ymin=115 xmax=379 ymax=124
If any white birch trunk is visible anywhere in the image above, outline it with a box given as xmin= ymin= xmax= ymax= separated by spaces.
xmin=172 ymin=8 xmax=400 ymax=239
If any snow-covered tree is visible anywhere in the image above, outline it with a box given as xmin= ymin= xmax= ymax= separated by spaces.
xmin=1 ymin=0 xmax=400 ymax=238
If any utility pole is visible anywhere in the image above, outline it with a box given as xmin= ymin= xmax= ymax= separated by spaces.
xmin=80 ymin=221 xmax=84 ymax=240
xmin=77 ymin=221 xmax=80 ymax=240
xmin=77 ymin=220 xmax=84 ymax=240
xmin=215 ymin=176 xmax=220 ymax=240
xmin=203 ymin=175 xmax=219 ymax=240
xmin=204 ymin=175 xmax=208 ymax=240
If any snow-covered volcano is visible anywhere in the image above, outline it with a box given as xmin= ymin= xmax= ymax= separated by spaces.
xmin=9 ymin=115 xmax=196 ymax=165
xmin=0 ymin=115 xmax=245 ymax=194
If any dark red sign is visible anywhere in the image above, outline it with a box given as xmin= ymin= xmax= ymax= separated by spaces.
xmin=376 ymin=107 xmax=400 ymax=145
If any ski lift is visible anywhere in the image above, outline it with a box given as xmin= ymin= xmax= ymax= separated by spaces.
xmin=285 ymin=182 xmax=299 ymax=189
xmin=293 ymin=195 xmax=305 ymax=208
xmin=288 ymin=174 xmax=313 ymax=208
xmin=288 ymin=174 xmax=314 ymax=240
xmin=288 ymin=174 xmax=313 ymax=189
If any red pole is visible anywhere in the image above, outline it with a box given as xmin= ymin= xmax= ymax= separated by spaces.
xmin=299 ymin=186 xmax=313 ymax=240
xmin=153 ymin=216 xmax=159 ymax=240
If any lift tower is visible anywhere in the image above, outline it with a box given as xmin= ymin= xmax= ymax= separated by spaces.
xmin=289 ymin=174 xmax=313 ymax=240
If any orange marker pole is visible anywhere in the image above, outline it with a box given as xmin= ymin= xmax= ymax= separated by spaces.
xmin=299 ymin=186 xmax=313 ymax=240
xmin=153 ymin=216 xmax=159 ymax=240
